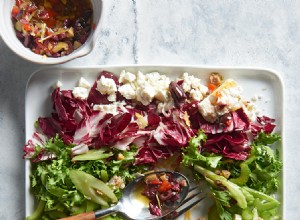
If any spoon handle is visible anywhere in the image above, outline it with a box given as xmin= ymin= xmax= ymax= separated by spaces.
xmin=58 ymin=205 xmax=118 ymax=220
xmin=94 ymin=205 xmax=119 ymax=218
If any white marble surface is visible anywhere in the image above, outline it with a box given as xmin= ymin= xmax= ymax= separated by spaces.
xmin=0 ymin=0 xmax=299 ymax=219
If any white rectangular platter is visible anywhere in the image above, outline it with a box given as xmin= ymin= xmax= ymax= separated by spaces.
xmin=25 ymin=65 xmax=284 ymax=219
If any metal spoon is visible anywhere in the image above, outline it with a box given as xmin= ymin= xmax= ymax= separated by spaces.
xmin=59 ymin=171 xmax=190 ymax=220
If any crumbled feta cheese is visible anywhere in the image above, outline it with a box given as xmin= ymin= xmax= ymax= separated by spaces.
xmin=155 ymin=89 xmax=169 ymax=102
xmin=78 ymin=77 xmax=91 ymax=89
xmin=157 ymin=100 xmax=174 ymax=115
xmin=180 ymin=72 xmax=208 ymax=101
xmin=72 ymin=87 xmax=89 ymax=100
xmin=181 ymin=72 xmax=201 ymax=92
xmin=242 ymin=101 xmax=260 ymax=122
xmin=198 ymin=79 xmax=243 ymax=123
xmin=136 ymin=83 xmax=156 ymax=105
xmin=72 ymin=77 xmax=91 ymax=100
xmin=145 ymin=72 xmax=170 ymax=102
xmin=136 ymin=71 xmax=146 ymax=86
xmin=122 ymin=71 xmax=171 ymax=105
xmin=96 ymin=76 xmax=117 ymax=102
xmin=53 ymin=80 xmax=63 ymax=88
xmin=107 ymin=93 xmax=117 ymax=102
xmin=199 ymin=84 xmax=209 ymax=95
xmin=190 ymin=89 xmax=203 ymax=101
xmin=198 ymin=98 xmax=217 ymax=122
xmin=93 ymin=104 xmax=118 ymax=115
xmin=119 ymin=70 xmax=136 ymax=83
xmin=118 ymin=83 xmax=136 ymax=99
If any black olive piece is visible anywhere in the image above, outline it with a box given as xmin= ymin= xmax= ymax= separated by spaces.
xmin=16 ymin=31 xmax=25 ymax=41
xmin=169 ymin=81 xmax=187 ymax=108
xmin=23 ymin=34 xmax=33 ymax=48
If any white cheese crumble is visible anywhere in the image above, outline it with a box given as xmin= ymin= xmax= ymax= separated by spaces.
xmin=119 ymin=70 xmax=136 ymax=83
xmin=72 ymin=77 xmax=91 ymax=100
xmin=117 ymin=70 xmax=212 ymax=105
xmin=72 ymin=87 xmax=89 ymax=100
xmin=93 ymin=104 xmax=118 ymax=115
xmin=53 ymin=80 xmax=63 ymax=88
xmin=180 ymin=72 xmax=208 ymax=101
xmin=182 ymin=72 xmax=202 ymax=92
xmin=242 ymin=101 xmax=261 ymax=122
xmin=118 ymin=70 xmax=171 ymax=105
xmin=157 ymin=100 xmax=174 ymax=115
xmin=96 ymin=76 xmax=118 ymax=102
xmin=136 ymin=83 xmax=156 ymax=105
xmin=198 ymin=79 xmax=243 ymax=123
xmin=118 ymin=83 xmax=136 ymax=100
xmin=189 ymin=89 xmax=203 ymax=101
xmin=78 ymin=77 xmax=91 ymax=89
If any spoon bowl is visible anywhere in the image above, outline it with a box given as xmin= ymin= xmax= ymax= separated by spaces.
xmin=60 ymin=171 xmax=190 ymax=220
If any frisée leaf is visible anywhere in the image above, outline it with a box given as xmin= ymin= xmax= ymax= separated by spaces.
xmin=182 ymin=130 xmax=222 ymax=169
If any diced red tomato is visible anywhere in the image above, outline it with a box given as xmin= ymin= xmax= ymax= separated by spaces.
xmin=149 ymin=179 xmax=161 ymax=185
xmin=157 ymin=180 xmax=172 ymax=193
xmin=11 ymin=6 xmax=20 ymax=18
xmin=23 ymin=23 xmax=32 ymax=31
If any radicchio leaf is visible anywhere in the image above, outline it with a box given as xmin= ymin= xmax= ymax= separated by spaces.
xmin=87 ymin=71 xmax=120 ymax=105
xmin=251 ymin=115 xmax=276 ymax=137
xmin=203 ymin=132 xmax=251 ymax=160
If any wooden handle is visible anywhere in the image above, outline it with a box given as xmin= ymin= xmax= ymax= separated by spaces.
xmin=58 ymin=211 xmax=96 ymax=220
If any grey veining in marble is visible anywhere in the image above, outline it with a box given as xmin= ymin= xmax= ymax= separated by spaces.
xmin=1 ymin=0 xmax=300 ymax=219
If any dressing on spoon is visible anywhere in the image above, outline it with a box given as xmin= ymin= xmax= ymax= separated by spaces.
xmin=59 ymin=171 xmax=190 ymax=220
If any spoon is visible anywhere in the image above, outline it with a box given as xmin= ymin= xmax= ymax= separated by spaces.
xmin=59 ymin=171 xmax=190 ymax=220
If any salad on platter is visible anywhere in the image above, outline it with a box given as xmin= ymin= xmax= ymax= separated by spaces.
xmin=24 ymin=69 xmax=282 ymax=220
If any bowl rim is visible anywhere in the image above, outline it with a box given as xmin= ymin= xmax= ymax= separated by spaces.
xmin=0 ymin=0 xmax=103 ymax=64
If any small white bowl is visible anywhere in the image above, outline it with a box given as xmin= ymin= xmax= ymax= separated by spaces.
xmin=0 ymin=0 xmax=103 ymax=64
